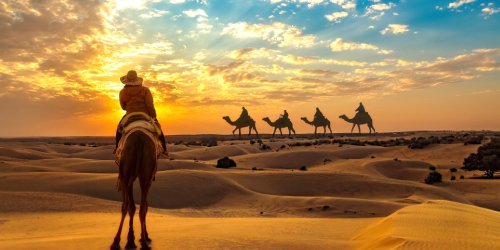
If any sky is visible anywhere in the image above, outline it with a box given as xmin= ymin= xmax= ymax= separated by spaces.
xmin=0 ymin=0 xmax=499 ymax=137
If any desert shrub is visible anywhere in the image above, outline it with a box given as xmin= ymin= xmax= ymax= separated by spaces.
xmin=200 ymin=136 xmax=218 ymax=147
xmin=425 ymin=171 xmax=442 ymax=184
xmin=464 ymin=135 xmax=483 ymax=145
xmin=216 ymin=157 xmax=236 ymax=168
xmin=299 ymin=166 xmax=307 ymax=171
xmin=450 ymin=168 xmax=457 ymax=172
xmin=429 ymin=166 xmax=436 ymax=171
xmin=460 ymin=175 xmax=464 ymax=179
xmin=450 ymin=176 xmax=456 ymax=181
xmin=408 ymin=137 xmax=431 ymax=149
xmin=462 ymin=139 xmax=500 ymax=178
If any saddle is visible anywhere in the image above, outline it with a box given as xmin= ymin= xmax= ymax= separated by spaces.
xmin=118 ymin=112 xmax=161 ymax=135
xmin=115 ymin=112 xmax=164 ymax=167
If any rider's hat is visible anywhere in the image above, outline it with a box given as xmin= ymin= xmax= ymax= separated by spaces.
xmin=120 ymin=70 xmax=143 ymax=86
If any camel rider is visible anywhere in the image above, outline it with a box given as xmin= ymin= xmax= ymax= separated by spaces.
xmin=238 ymin=107 xmax=250 ymax=121
xmin=314 ymin=107 xmax=325 ymax=121
xmin=280 ymin=110 xmax=289 ymax=119
xmin=356 ymin=102 xmax=366 ymax=114
xmin=115 ymin=70 xmax=167 ymax=154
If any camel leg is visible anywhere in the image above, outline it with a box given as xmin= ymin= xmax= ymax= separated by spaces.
xmin=351 ymin=124 xmax=355 ymax=133
xmin=253 ymin=126 xmax=259 ymax=138
xmin=125 ymin=185 xmax=137 ymax=249
xmin=238 ymin=128 xmax=242 ymax=139
xmin=328 ymin=125 xmax=333 ymax=136
xmin=139 ymin=181 xmax=152 ymax=249
xmin=370 ymin=122 xmax=376 ymax=133
xmin=314 ymin=126 xmax=317 ymax=136
xmin=323 ymin=126 xmax=326 ymax=136
xmin=279 ymin=128 xmax=283 ymax=136
xmin=272 ymin=128 xmax=276 ymax=137
xmin=357 ymin=124 xmax=361 ymax=134
xmin=232 ymin=128 xmax=237 ymax=136
xmin=111 ymin=185 xmax=129 ymax=250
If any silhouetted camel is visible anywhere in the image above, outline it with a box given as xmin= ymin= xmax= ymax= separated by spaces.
xmin=339 ymin=113 xmax=376 ymax=134
xmin=262 ymin=117 xmax=296 ymax=137
xmin=111 ymin=131 xmax=156 ymax=250
xmin=301 ymin=117 xmax=332 ymax=136
xmin=223 ymin=116 xmax=259 ymax=139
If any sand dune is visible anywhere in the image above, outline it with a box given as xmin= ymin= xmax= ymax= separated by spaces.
xmin=355 ymin=200 xmax=500 ymax=249
xmin=0 ymin=134 xmax=498 ymax=249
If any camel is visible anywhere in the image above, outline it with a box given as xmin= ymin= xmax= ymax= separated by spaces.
xmin=301 ymin=116 xmax=333 ymax=136
xmin=111 ymin=130 xmax=156 ymax=250
xmin=262 ymin=117 xmax=296 ymax=137
xmin=222 ymin=116 xmax=259 ymax=139
xmin=339 ymin=112 xmax=376 ymax=134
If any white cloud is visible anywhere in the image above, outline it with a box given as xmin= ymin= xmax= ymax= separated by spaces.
xmin=330 ymin=38 xmax=393 ymax=54
xmin=481 ymin=6 xmax=499 ymax=15
xmin=169 ymin=0 xmax=186 ymax=3
xmin=270 ymin=0 xmax=355 ymax=9
xmin=183 ymin=9 xmax=212 ymax=34
xmin=325 ymin=11 xmax=348 ymax=22
xmin=139 ymin=9 xmax=168 ymax=19
xmin=365 ymin=2 xmax=395 ymax=19
xmin=222 ymin=22 xmax=316 ymax=48
xmin=448 ymin=0 xmax=475 ymax=9
xmin=183 ymin=9 xmax=208 ymax=17
xmin=370 ymin=3 xmax=393 ymax=11
xmin=380 ymin=24 xmax=409 ymax=35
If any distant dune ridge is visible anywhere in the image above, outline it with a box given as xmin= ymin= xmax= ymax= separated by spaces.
xmin=0 ymin=132 xmax=499 ymax=249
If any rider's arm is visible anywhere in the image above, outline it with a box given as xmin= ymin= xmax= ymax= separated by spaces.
xmin=119 ymin=89 xmax=127 ymax=110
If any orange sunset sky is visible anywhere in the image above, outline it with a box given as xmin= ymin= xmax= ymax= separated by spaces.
xmin=0 ymin=0 xmax=499 ymax=137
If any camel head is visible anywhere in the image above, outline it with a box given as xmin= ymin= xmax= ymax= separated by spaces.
xmin=262 ymin=117 xmax=269 ymax=121
xmin=339 ymin=114 xmax=347 ymax=119
xmin=222 ymin=116 xmax=231 ymax=122
xmin=300 ymin=117 xmax=313 ymax=125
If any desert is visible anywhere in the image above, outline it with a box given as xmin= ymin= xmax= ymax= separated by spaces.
xmin=1 ymin=132 xmax=499 ymax=249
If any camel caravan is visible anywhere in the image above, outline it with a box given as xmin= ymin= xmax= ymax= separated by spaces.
xmin=223 ymin=102 xmax=376 ymax=139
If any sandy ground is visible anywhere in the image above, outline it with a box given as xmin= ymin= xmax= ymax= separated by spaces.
xmin=0 ymin=134 xmax=499 ymax=249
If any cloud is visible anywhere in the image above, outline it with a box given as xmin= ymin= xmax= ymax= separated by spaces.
xmin=481 ymin=6 xmax=499 ymax=16
xmin=183 ymin=9 xmax=213 ymax=34
xmin=448 ymin=0 xmax=475 ymax=9
xmin=330 ymin=38 xmax=393 ymax=54
xmin=325 ymin=11 xmax=349 ymax=22
xmin=269 ymin=0 xmax=326 ymax=8
xmin=140 ymin=9 xmax=168 ymax=19
xmin=380 ymin=24 xmax=409 ymax=35
xmin=365 ymin=2 xmax=395 ymax=19
xmin=183 ymin=9 xmax=208 ymax=17
xmin=226 ymin=47 xmax=367 ymax=66
xmin=222 ymin=22 xmax=316 ymax=48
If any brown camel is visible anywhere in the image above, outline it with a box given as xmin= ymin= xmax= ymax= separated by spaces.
xmin=301 ymin=117 xmax=332 ymax=136
xmin=262 ymin=117 xmax=296 ymax=137
xmin=111 ymin=131 xmax=156 ymax=250
xmin=339 ymin=113 xmax=376 ymax=134
xmin=222 ymin=116 xmax=259 ymax=139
